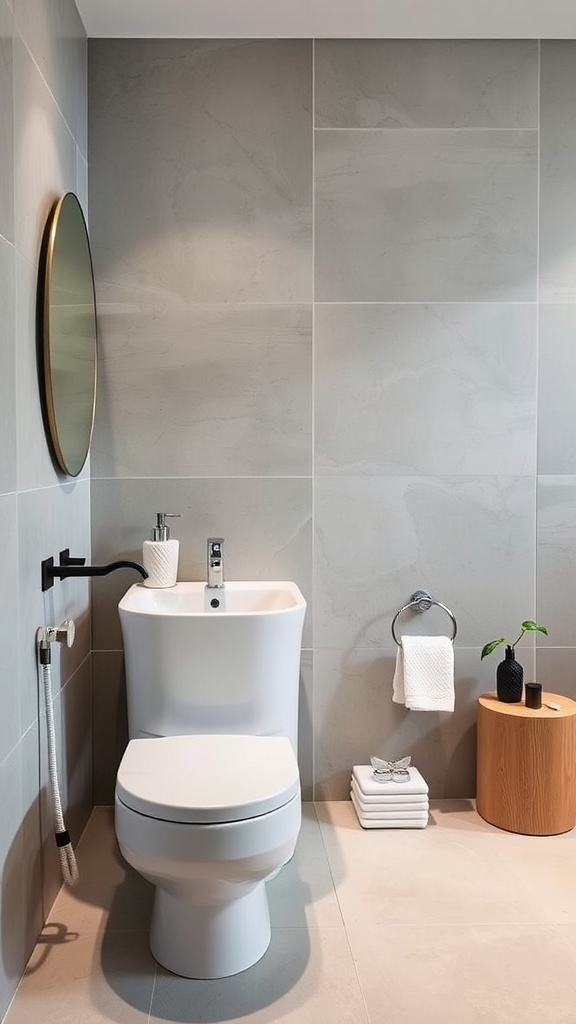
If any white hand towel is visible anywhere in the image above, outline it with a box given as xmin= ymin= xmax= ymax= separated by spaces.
xmin=352 ymin=764 xmax=429 ymax=796
xmin=351 ymin=779 xmax=429 ymax=812
xmin=392 ymin=635 xmax=455 ymax=712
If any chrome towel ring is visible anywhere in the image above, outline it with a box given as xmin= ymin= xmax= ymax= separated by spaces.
xmin=391 ymin=589 xmax=457 ymax=646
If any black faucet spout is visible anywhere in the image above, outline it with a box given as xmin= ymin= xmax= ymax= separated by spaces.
xmin=54 ymin=559 xmax=148 ymax=579
xmin=42 ymin=552 xmax=149 ymax=591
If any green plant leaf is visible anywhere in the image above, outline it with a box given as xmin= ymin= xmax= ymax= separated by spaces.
xmin=521 ymin=620 xmax=548 ymax=635
xmin=480 ymin=638 xmax=506 ymax=660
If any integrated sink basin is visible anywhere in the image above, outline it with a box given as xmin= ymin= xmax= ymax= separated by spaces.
xmin=119 ymin=580 xmax=305 ymax=615
xmin=118 ymin=582 xmax=307 ymax=748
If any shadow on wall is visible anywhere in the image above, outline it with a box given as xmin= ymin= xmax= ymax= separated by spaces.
xmin=93 ymin=654 xmax=130 ymax=805
xmin=315 ymin=634 xmax=480 ymax=802
xmin=1 ymin=799 xmax=44 ymax=1014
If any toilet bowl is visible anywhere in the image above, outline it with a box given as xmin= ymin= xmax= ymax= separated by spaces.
xmin=115 ymin=733 xmax=301 ymax=979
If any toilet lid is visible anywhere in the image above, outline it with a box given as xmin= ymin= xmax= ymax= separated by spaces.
xmin=116 ymin=734 xmax=300 ymax=824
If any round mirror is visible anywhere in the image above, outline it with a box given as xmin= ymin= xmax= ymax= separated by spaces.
xmin=40 ymin=192 xmax=98 ymax=477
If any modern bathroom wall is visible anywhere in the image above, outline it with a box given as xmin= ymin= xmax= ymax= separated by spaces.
xmin=0 ymin=0 xmax=91 ymax=1016
xmin=88 ymin=38 xmax=576 ymax=803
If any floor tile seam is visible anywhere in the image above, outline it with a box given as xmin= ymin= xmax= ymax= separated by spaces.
xmin=338 ymin=915 xmax=373 ymax=1024
xmin=270 ymin=923 xmax=348 ymax=931
xmin=310 ymin=803 xmax=349 ymax=933
xmin=314 ymin=127 xmax=538 ymax=133
xmin=341 ymin=918 xmax=560 ymax=932
xmin=147 ymin=965 xmax=159 ymax=1024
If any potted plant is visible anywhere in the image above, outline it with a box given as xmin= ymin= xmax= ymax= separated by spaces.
xmin=481 ymin=620 xmax=548 ymax=703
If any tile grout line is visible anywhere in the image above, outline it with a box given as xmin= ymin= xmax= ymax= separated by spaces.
xmin=314 ymin=126 xmax=538 ymax=132
xmin=311 ymin=801 xmax=377 ymax=1024
xmin=311 ymin=36 xmax=316 ymax=801
xmin=311 ymin=802 xmax=349 ymax=932
xmin=147 ymin=965 xmax=158 ymax=1022
xmin=534 ymin=38 xmax=541 ymax=676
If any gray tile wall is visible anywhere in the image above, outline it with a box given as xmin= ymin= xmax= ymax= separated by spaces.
xmin=0 ymin=0 xmax=91 ymax=1015
xmin=88 ymin=38 xmax=576 ymax=804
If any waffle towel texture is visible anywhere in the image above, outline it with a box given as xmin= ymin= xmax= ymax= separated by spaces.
xmin=392 ymin=635 xmax=455 ymax=712
xmin=350 ymin=790 xmax=429 ymax=828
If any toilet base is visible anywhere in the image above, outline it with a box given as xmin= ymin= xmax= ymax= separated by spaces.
xmin=149 ymin=882 xmax=271 ymax=979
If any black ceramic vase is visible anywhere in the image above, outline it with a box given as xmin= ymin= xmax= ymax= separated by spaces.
xmin=496 ymin=646 xmax=523 ymax=703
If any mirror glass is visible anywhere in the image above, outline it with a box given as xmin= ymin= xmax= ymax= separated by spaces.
xmin=40 ymin=192 xmax=98 ymax=477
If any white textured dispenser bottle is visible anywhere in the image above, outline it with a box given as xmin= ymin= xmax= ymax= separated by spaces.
xmin=143 ymin=513 xmax=180 ymax=588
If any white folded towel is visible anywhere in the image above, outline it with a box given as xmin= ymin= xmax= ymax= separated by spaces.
xmin=392 ymin=635 xmax=455 ymax=712
xmin=352 ymin=764 xmax=429 ymax=797
xmin=350 ymin=793 xmax=429 ymax=818
xmin=351 ymin=779 xmax=428 ymax=812
xmin=351 ymin=792 xmax=428 ymax=829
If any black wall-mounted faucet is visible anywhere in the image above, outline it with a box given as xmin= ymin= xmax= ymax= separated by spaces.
xmin=42 ymin=549 xmax=149 ymax=592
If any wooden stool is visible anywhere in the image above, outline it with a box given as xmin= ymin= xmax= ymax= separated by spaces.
xmin=476 ymin=692 xmax=576 ymax=835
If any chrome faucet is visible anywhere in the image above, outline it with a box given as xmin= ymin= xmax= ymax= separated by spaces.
xmin=207 ymin=537 xmax=225 ymax=588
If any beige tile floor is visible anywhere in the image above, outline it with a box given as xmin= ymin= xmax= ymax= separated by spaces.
xmin=5 ymin=801 xmax=576 ymax=1023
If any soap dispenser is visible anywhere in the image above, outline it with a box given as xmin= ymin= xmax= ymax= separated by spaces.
xmin=143 ymin=513 xmax=180 ymax=588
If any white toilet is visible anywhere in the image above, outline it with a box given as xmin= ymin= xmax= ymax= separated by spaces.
xmin=115 ymin=581 xmax=306 ymax=979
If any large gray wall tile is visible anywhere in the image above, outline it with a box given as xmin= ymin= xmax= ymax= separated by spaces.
xmin=15 ymin=725 xmax=43 ymax=975
xmin=15 ymin=0 xmax=86 ymax=157
xmin=92 ymin=304 xmax=312 ymax=478
xmin=89 ymin=39 xmax=312 ymax=305
xmin=15 ymin=254 xmax=59 ymax=490
xmin=0 ymin=1 xmax=13 ymax=244
xmin=13 ymin=35 xmax=76 ymax=267
xmin=540 ymin=42 xmax=576 ymax=301
xmin=315 ymin=475 xmax=535 ymax=652
xmin=75 ymin=150 xmax=87 ymax=215
xmin=0 ymin=494 xmax=20 ymax=765
xmin=0 ymin=729 xmax=42 ymax=1020
xmin=315 ymin=129 xmax=537 ymax=302
xmin=538 ymin=305 xmax=576 ymax=474
xmin=537 ymin=476 xmax=576 ymax=646
xmin=0 ymin=237 xmax=16 ymax=494
xmin=315 ymin=40 xmax=538 ymax=129
xmin=316 ymin=303 xmax=537 ymax=476
xmin=535 ymin=647 xmax=576 ymax=701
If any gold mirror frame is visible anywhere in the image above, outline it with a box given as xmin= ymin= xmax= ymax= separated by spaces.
xmin=39 ymin=192 xmax=98 ymax=477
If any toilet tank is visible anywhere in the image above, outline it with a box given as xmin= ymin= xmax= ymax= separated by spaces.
xmin=118 ymin=581 xmax=306 ymax=753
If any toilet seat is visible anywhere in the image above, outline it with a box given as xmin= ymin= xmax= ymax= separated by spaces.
xmin=116 ymin=734 xmax=300 ymax=824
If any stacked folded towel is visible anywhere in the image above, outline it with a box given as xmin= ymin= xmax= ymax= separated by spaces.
xmin=351 ymin=764 xmax=429 ymax=829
